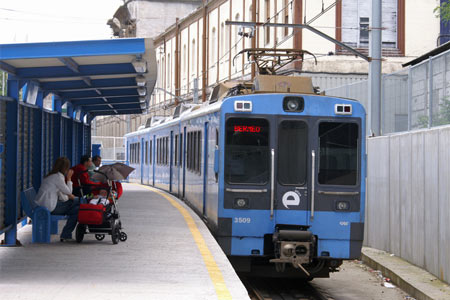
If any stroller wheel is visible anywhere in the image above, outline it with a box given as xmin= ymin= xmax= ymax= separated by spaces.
xmin=95 ymin=234 xmax=105 ymax=241
xmin=76 ymin=224 xmax=86 ymax=243
xmin=111 ymin=222 xmax=120 ymax=245
xmin=120 ymin=232 xmax=127 ymax=242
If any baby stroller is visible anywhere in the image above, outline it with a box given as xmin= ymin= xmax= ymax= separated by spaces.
xmin=75 ymin=163 xmax=133 ymax=244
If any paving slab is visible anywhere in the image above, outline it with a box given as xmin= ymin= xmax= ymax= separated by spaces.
xmin=362 ymin=247 xmax=450 ymax=300
xmin=0 ymin=183 xmax=249 ymax=300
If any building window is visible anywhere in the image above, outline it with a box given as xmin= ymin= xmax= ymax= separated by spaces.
xmin=162 ymin=57 xmax=165 ymax=90
xmin=341 ymin=0 xmax=397 ymax=49
xmin=265 ymin=0 xmax=270 ymax=44
xmin=183 ymin=44 xmax=187 ymax=79
xmin=246 ymin=5 xmax=253 ymax=50
xmin=211 ymin=27 xmax=216 ymax=67
xmin=167 ymin=53 xmax=171 ymax=89
xmin=220 ymin=22 xmax=225 ymax=60
xmin=359 ymin=17 xmax=370 ymax=48
xmin=225 ymin=19 xmax=230 ymax=55
xmin=191 ymin=39 xmax=196 ymax=74
xmin=233 ymin=14 xmax=240 ymax=74
xmin=283 ymin=0 xmax=289 ymax=37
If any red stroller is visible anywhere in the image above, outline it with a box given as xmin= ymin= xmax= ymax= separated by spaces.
xmin=75 ymin=163 xmax=133 ymax=244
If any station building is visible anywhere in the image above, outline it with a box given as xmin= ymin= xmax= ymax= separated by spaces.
xmin=96 ymin=0 xmax=442 ymax=136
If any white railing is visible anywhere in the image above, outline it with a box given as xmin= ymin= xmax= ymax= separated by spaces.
xmin=91 ymin=136 xmax=126 ymax=163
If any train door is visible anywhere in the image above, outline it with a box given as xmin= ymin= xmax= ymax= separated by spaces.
xmin=309 ymin=119 xmax=361 ymax=225
xmin=273 ymin=117 xmax=310 ymax=225
xmin=202 ymin=122 xmax=209 ymax=216
xmin=182 ymin=127 xmax=187 ymax=198
xmin=170 ymin=131 xmax=173 ymax=192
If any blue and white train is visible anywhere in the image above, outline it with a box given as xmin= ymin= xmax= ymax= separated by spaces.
xmin=125 ymin=76 xmax=366 ymax=279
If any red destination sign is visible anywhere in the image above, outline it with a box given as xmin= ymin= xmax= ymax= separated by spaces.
xmin=234 ymin=125 xmax=261 ymax=133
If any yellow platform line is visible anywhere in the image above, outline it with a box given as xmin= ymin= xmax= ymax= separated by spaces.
xmin=133 ymin=184 xmax=232 ymax=300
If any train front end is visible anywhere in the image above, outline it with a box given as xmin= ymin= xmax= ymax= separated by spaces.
xmin=218 ymin=91 xmax=366 ymax=278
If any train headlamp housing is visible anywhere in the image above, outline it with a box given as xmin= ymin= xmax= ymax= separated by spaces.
xmin=233 ymin=198 xmax=249 ymax=209
xmin=283 ymin=96 xmax=304 ymax=112
xmin=335 ymin=104 xmax=352 ymax=115
xmin=335 ymin=201 xmax=350 ymax=211
xmin=234 ymin=100 xmax=252 ymax=112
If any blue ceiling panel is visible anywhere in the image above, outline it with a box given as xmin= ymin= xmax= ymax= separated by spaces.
xmin=0 ymin=38 xmax=156 ymax=117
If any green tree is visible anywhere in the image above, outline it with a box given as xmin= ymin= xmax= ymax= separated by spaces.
xmin=435 ymin=1 xmax=450 ymax=24
xmin=416 ymin=97 xmax=450 ymax=128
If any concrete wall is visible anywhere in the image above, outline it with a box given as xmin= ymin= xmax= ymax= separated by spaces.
xmin=366 ymin=127 xmax=450 ymax=284
xmin=128 ymin=0 xmax=201 ymax=38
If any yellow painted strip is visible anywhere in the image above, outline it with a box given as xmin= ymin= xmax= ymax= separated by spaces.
xmin=133 ymin=184 xmax=232 ymax=300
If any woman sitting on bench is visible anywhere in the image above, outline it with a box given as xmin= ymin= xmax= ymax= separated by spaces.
xmin=35 ymin=157 xmax=79 ymax=242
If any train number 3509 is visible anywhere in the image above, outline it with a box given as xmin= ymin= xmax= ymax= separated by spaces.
xmin=234 ymin=217 xmax=251 ymax=224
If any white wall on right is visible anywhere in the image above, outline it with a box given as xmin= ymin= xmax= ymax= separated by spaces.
xmin=405 ymin=0 xmax=441 ymax=56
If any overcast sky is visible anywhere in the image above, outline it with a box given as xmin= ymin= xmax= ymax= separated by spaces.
xmin=0 ymin=0 xmax=123 ymax=44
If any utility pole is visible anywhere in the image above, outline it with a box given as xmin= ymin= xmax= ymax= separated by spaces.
xmin=369 ymin=0 xmax=382 ymax=136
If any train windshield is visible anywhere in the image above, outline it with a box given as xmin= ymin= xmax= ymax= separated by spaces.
xmin=318 ymin=122 xmax=359 ymax=185
xmin=278 ymin=121 xmax=308 ymax=185
xmin=225 ymin=118 xmax=269 ymax=184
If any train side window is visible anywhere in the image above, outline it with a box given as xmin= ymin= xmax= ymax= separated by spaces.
xmin=225 ymin=118 xmax=269 ymax=184
xmin=318 ymin=122 xmax=359 ymax=186
xmin=174 ymin=135 xmax=178 ymax=166
xmin=145 ymin=141 xmax=149 ymax=165
xmin=138 ymin=142 xmax=141 ymax=164
xmin=129 ymin=144 xmax=132 ymax=163
xmin=163 ymin=137 xmax=166 ymax=165
xmin=191 ymin=131 xmax=198 ymax=172
xmin=278 ymin=121 xmax=308 ymax=185
xmin=157 ymin=139 xmax=160 ymax=165
xmin=166 ymin=137 xmax=169 ymax=165
xmin=164 ymin=137 xmax=166 ymax=165
xmin=187 ymin=133 xmax=190 ymax=170
xmin=150 ymin=140 xmax=153 ymax=165
xmin=215 ymin=128 xmax=219 ymax=182
xmin=178 ymin=133 xmax=183 ymax=166
xmin=197 ymin=130 xmax=202 ymax=174
xmin=160 ymin=138 xmax=163 ymax=165
xmin=188 ymin=132 xmax=194 ymax=170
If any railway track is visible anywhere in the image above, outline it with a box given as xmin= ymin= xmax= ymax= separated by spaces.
xmin=242 ymin=277 xmax=331 ymax=300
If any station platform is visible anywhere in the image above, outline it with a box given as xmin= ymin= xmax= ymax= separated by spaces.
xmin=0 ymin=184 xmax=249 ymax=300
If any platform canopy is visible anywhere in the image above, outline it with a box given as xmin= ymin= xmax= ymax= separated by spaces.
xmin=0 ymin=38 xmax=156 ymax=119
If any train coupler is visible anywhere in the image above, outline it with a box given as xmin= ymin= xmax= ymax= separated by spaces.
xmin=270 ymin=230 xmax=315 ymax=272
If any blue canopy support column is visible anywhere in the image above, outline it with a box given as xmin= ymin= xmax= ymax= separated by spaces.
xmin=4 ymin=79 xmax=19 ymax=246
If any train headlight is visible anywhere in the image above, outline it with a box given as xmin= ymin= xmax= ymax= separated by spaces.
xmin=283 ymin=96 xmax=304 ymax=112
xmin=234 ymin=100 xmax=252 ymax=112
xmin=335 ymin=104 xmax=352 ymax=115
xmin=234 ymin=198 xmax=249 ymax=209
xmin=282 ymin=243 xmax=296 ymax=257
xmin=335 ymin=201 xmax=350 ymax=211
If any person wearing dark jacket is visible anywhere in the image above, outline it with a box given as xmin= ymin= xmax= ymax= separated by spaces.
xmin=71 ymin=155 xmax=103 ymax=197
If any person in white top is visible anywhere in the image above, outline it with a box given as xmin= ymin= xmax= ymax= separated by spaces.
xmin=35 ymin=157 xmax=79 ymax=242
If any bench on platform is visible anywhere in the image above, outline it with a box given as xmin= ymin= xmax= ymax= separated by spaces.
xmin=21 ymin=187 xmax=68 ymax=243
